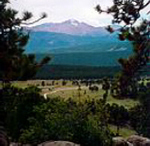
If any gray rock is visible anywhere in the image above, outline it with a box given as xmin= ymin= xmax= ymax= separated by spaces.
xmin=127 ymin=135 xmax=150 ymax=146
xmin=38 ymin=141 xmax=80 ymax=146
xmin=113 ymin=137 xmax=133 ymax=146
xmin=142 ymin=140 xmax=150 ymax=146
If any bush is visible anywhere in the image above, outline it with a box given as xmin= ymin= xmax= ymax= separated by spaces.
xmin=20 ymin=98 xmax=113 ymax=146
xmin=130 ymin=89 xmax=150 ymax=137
xmin=106 ymin=103 xmax=129 ymax=135
xmin=0 ymin=84 xmax=45 ymax=141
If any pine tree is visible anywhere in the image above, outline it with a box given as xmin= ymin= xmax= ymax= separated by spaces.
xmin=96 ymin=0 xmax=150 ymax=97
xmin=0 ymin=0 xmax=50 ymax=82
xmin=0 ymin=0 xmax=50 ymax=144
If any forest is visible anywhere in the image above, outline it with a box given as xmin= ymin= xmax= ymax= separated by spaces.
xmin=35 ymin=65 xmax=121 ymax=79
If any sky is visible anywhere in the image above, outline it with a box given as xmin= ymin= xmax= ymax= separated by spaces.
xmin=10 ymin=0 xmax=150 ymax=27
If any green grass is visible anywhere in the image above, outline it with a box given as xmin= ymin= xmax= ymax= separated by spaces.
xmin=12 ymin=81 xmax=29 ymax=88
xmin=48 ymin=88 xmax=103 ymax=100
xmin=11 ymin=80 xmax=74 ymax=89
xmin=49 ymin=88 xmax=139 ymax=109
xmin=107 ymin=96 xmax=139 ymax=109
xmin=109 ymin=125 xmax=137 ymax=138
xmin=2 ymin=80 xmax=140 ymax=109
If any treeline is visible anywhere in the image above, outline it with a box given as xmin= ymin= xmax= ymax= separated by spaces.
xmin=35 ymin=65 xmax=121 ymax=79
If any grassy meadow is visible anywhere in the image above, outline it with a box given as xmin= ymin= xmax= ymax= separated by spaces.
xmin=10 ymin=79 xmax=139 ymax=109
xmin=6 ymin=79 xmax=139 ymax=137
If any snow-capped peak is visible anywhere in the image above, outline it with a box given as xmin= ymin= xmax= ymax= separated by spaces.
xmin=65 ymin=19 xmax=80 ymax=27
xmin=70 ymin=19 xmax=79 ymax=26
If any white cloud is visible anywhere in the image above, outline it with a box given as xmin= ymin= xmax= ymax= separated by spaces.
xmin=9 ymin=0 xmax=150 ymax=26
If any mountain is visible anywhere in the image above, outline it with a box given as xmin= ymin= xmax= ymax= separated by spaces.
xmin=27 ymin=19 xmax=109 ymax=36
xmin=25 ymin=31 xmax=131 ymax=54
xmin=25 ymin=19 xmax=133 ymax=66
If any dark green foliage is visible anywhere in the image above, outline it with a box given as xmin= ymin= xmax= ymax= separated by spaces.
xmin=129 ymin=89 xmax=150 ymax=137
xmin=41 ymin=81 xmax=45 ymax=86
xmin=0 ymin=0 xmax=49 ymax=144
xmin=62 ymin=80 xmax=67 ymax=86
xmin=102 ymin=78 xmax=110 ymax=91
xmin=36 ymin=51 xmax=132 ymax=67
xmin=106 ymin=103 xmax=129 ymax=135
xmin=0 ymin=0 xmax=50 ymax=81
xmin=19 ymin=98 xmax=113 ymax=146
xmin=96 ymin=0 xmax=150 ymax=97
xmin=35 ymin=64 xmax=121 ymax=79
xmin=96 ymin=0 xmax=150 ymax=25
xmin=129 ymin=105 xmax=149 ymax=136
xmin=89 ymin=85 xmax=99 ymax=92
xmin=138 ymin=89 xmax=150 ymax=110
xmin=0 ymin=84 xmax=45 ymax=141
xmin=0 ymin=84 xmax=114 ymax=145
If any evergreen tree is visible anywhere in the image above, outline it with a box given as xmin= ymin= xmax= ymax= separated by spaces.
xmin=0 ymin=0 xmax=50 ymax=144
xmin=96 ymin=0 xmax=150 ymax=97
xmin=0 ymin=0 xmax=50 ymax=82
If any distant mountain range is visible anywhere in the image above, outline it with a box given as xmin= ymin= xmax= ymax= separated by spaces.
xmin=25 ymin=19 xmax=133 ymax=66
xmin=27 ymin=19 xmax=110 ymax=36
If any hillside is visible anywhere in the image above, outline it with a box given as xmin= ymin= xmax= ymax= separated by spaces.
xmin=25 ymin=20 xmax=133 ymax=67
xmin=36 ymin=51 xmax=132 ymax=66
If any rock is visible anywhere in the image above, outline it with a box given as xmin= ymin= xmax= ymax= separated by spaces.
xmin=113 ymin=137 xmax=133 ymax=146
xmin=38 ymin=141 xmax=80 ymax=146
xmin=10 ymin=136 xmax=150 ymax=146
xmin=0 ymin=132 xmax=9 ymax=146
xmin=10 ymin=143 xmax=18 ymax=146
xmin=127 ymin=135 xmax=150 ymax=146
xmin=0 ymin=137 xmax=8 ymax=146
xmin=142 ymin=140 xmax=150 ymax=146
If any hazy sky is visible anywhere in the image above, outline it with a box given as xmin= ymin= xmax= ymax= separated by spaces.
xmin=10 ymin=0 xmax=150 ymax=26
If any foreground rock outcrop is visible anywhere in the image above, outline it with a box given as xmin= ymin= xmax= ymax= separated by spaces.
xmin=38 ymin=141 xmax=80 ymax=146
xmin=127 ymin=135 xmax=150 ymax=146
xmin=10 ymin=135 xmax=150 ymax=146
xmin=10 ymin=141 xmax=80 ymax=146
xmin=113 ymin=137 xmax=132 ymax=146
xmin=113 ymin=135 xmax=150 ymax=146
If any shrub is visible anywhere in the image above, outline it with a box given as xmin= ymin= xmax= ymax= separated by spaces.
xmin=20 ymin=98 xmax=113 ymax=146
xmin=0 ymin=84 xmax=45 ymax=141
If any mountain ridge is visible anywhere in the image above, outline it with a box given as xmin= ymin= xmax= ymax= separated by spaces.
xmin=25 ymin=31 xmax=131 ymax=54
xmin=25 ymin=19 xmax=132 ymax=67
xmin=27 ymin=19 xmax=110 ymax=36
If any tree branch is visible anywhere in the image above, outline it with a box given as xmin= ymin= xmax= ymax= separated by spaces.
xmin=141 ymin=0 xmax=150 ymax=9
xmin=21 ymin=13 xmax=47 ymax=25
xmin=22 ymin=17 xmax=45 ymax=25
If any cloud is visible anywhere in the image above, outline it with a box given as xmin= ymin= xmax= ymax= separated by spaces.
xmin=9 ymin=0 xmax=113 ymax=26
xmin=9 ymin=0 xmax=150 ymax=26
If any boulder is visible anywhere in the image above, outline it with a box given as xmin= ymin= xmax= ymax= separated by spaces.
xmin=38 ymin=141 xmax=80 ymax=146
xmin=0 ymin=132 xmax=9 ymax=146
xmin=142 ymin=141 xmax=150 ymax=146
xmin=113 ymin=137 xmax=133 ymax=146
xmin=127 ymin=135 xmax=150 ymax=146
